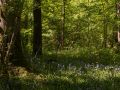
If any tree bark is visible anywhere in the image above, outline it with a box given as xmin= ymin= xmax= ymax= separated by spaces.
xmin=6 ymin=0 xmax=25 ymax=66
xmin=0 ymin=1 xmax=12 ymax=89
xmin=0 ymin=0 xmax=7 ymax=64
xmin=103 ymin=19 xmax=107 ymax=48
xmin=12 ymin=16 xmax=25 ymax=66
xmin=33 ymin=0 xmax=42 ymax=56
xmin=60 ymin=0 xmax=65 ymax=49
xmin=102 ymin=1 xmax=107 ymax=48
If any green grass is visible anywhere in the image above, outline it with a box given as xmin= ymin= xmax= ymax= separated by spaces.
xmin=1 ymin=47 xmax=120 ymax=90
xmin=4 ymin=65 xmax=120 ymax=90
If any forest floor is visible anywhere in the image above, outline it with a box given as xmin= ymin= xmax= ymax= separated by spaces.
xmin=6 ymin=62 xmax=120 ymax=90
xmin=1 ymin=48 xmax=120 ymax=90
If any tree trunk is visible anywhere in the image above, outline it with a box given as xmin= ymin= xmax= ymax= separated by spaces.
xmin=103 ymin=19 xmax=107 ymax=48
xmin=60 ymin=0 xmax=65 ymax=49
xmin=0 ymin=0 xmax=12 ymax=89
xmin=12 ymin=16 xmax=25 ymax=66
xmin=102 ymin=2 xmax=107 ymax=48
xmin=6 ymin=0 xmax=25 ymax=66
xmin=0 ymin=0 xmax=7 ymax=64
xmin=33 ymin=0 xmax=42 ymax=56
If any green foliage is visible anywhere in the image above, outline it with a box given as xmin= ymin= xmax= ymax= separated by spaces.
xmin=1 ymin=0 xmax=120 ymax=89
xmin=0 ymin=61 xmax=120 ymax=90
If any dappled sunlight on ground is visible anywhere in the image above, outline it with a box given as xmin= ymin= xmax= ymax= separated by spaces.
xmin=6 ymin=62 xmax=120 ymax=90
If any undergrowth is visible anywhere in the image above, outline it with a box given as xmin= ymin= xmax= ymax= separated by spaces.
xmin=0 ymin=47 xmax=120 ymax=90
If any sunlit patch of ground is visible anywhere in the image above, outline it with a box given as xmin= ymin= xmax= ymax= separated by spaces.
xmin=6 ymin=63 xmax=120 ymax=90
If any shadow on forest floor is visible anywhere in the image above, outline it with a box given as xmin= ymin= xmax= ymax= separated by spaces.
xmin=1 ymin=48 xmax=120 ymax=90
xmin=0 ymin=72 xmax=120 ymax=90
xmin=3 ymin=52 xmax=119 ymax=90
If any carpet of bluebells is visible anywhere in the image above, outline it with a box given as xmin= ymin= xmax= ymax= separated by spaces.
xmin=4 ymin=62 xmax=120 ymax=90
xmin=1 ymin=48 xmax=120 ymax=90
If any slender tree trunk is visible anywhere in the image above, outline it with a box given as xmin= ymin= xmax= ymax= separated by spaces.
xmin=0 ymin=0 xmax=12 ymax=89
xmin=57 ymin=0 xmax=65 ymax=50
xmin=24 ymin=14 xmax=29 ymax=29
xmin=0 ymin=0 xmax=9 ymax=73
xmin=116 ymin=2 xmax=120 ymax=43
xmin=0 ymin=0 xmax=7 ymax=64
xmin=111 ymin=0 xmax=118 ymax=47
xmin=33 ymin=0 xmax=42 ymax=56
xmin=103 ymin=19 xmax=107 ymax=48
xmin=102 ymin=2 xmax=107 ymax=48
xmin=87 ymin=0 xmax=90 ymax=47
xmin=59 ymin=0 xmax=65 ymax=49
xmin=8 ymin=0 xmax=25 ymax=66
xmin=12 ymin=16 xmax=25 ymax=66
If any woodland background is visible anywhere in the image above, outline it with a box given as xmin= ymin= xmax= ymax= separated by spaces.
xmin=0 ymin=0 xmax=120 ymax=90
